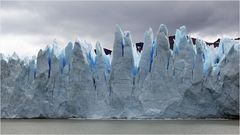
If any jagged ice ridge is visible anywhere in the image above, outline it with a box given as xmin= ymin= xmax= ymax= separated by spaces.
xmin=1 ymin=25 xmax=239 ymax=119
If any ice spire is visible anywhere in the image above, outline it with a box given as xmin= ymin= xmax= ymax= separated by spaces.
xmin=64 ymin=42 xmax=73 ymax=72
xmin=112 ymin=24 xmax=125 ymax=59
xmin=192 ymin=39 xmax=204 ymax=83
xmin=151 ymin=24 xmax=171 ymax=77
xmin=109 ymin=25 xmax=136 ymax=116
xmin=173 ymin=26 xmax=195 ymax=80
xmin=92 ymin=41 xmax=110 ymax=116
xmin=138 ymin=27 xmax=154 ymax=78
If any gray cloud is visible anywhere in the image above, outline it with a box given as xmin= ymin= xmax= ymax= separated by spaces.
xmin=1 ymin=1 xmax=239 ymax=53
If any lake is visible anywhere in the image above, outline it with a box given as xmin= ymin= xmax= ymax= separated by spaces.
xmin=1 ymin=119 xmax=239 ymax=134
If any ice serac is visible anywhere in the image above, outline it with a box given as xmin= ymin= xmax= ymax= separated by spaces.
xmin=136 ymin=27 xmax=153 ymax=94
xmin=64 ymin=42 xmax=73 ymax=73
xmin=30 ymin=57 xmax=37 ymax=79
xmin=162 ymin=38 xmax=239 ymax=119
xmin=94 ymin=42 xmax=109 ymax=97
xmin=139 ymin=24 xmax=180 ymax=117
xmin=192 ymin=39 xmax=204 ymax=84
xmin=68 ymin=42 xmax=95 ymax=117
xmin=109 ymin=25 xmax=141 ymax=117
xmin=1 ymin=53 xmax=25 ymax=118
xmin=173 ymin=26 xmax=195 ymax=82
xmin=91 ymin=42 xmax=110 ymax=117
xmin=36 ymin=49 xmax=48 ymax=76
xmin=215 ymin=42 xmax=239 ymax=117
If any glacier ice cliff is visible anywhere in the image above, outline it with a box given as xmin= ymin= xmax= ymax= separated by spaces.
xmin=1 ymin=25 xmax=239 ymax=119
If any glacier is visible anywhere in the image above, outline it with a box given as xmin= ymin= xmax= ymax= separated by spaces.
xmin=1 ymin=25 xmax=239 ymax=119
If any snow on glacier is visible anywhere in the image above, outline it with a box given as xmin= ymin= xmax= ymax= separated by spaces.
xmin=0 ymin=24 xmax=239 ymax=119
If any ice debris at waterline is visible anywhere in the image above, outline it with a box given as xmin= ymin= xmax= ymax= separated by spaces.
xmin=1 ymin=25 xmax=239 ymax=119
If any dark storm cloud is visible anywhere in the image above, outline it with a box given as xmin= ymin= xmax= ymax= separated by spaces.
xmin=1 ymin=1 xmax=239 ymax=50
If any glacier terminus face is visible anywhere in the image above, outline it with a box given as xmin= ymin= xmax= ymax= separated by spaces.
xmin=1 ymin=25 xmax=239 ymax=119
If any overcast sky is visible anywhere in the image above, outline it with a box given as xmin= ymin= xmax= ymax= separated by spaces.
xmin=0 ymin=1 xmax=239 ymax=58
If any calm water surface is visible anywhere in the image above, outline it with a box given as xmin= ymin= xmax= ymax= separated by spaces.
xmin=1 ymin=119 xmax=239 ymax=134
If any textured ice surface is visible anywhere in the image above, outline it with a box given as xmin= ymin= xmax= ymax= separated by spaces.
xmin=1 ymin=25 xmax=239 ymax=119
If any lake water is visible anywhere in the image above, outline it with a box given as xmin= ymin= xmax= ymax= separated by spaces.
xmin=1 ymin=119 xmax=239 ymax=134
